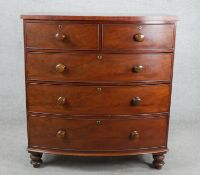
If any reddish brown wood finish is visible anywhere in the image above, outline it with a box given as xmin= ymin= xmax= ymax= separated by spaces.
xmin=27 ymin=84 xmax=170 ymax=115
xmin=28 ymin=115 xmax=167 ymax=151
xmin=103 ymin=24 xmax=174 ymax=50
xmin=25 ymin=22 xmax=99 ymax=50
xmin=26 ymin=53 xmax=172 ymax=83
xmin=22 ymin=14 xmax=177 ymax=169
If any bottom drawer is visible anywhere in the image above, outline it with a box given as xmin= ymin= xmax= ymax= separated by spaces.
xmin=28 ymin=115 xmax=168 ymax=151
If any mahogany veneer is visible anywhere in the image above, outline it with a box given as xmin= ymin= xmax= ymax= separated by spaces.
xmin=27 ymin=84 xmax=170 ymax=115
xmin=103 ymin=24 xmax=174 ymax=50
xmin=21 ymin=14 xmax=178 ymax=169
xmin=27 ymin=53 xmax=172 ymax=82
xmin=29 ymin=115 xmax=167 ymax=151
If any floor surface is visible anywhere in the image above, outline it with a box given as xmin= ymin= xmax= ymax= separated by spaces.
xmin=0 ymin=118 xmax=199 ymax=175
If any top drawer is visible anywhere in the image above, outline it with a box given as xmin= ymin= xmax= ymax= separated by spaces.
xmin=25 ymin=22 xmax=99 ymax=50
xmin=103 ymin=24 xmax=174 ymax=50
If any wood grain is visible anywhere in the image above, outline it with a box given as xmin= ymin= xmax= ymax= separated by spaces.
xmin=26 ymin=53 xmax=172 ymax=83
xmin=103 ymin=24 xmax=175 ymax=50
xmin=27 ymin=84 xmax=170 ymax=115
xmin=25 ymin=22 xmax=99 ymax=50
xmin=28 ymin=115 xmax=168 ymax=151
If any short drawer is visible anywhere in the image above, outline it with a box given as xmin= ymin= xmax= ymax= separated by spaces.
xmin=29 ymin=115 xmax=168 ymax=151
xmin=25 ymin=22 xmax=99 ymax=50
xmin=26 ymin=53 xmax=172 ymax=82
xmin=27 ymin=84 xmax=170 ymax=115
xmin=103 ymin=24 xmax=174 ymax=50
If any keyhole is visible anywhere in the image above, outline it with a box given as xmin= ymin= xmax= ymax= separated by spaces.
xmin=97 ymin=55 xmax=102 ymax=60
xmin=137 ymin=26 xmax=142 ymax=30
xmin=96 ymin=120 xmax=101 ymax=125
xmin=59 ymin=25 xmax=63 ymax=29
xmin=97 ymin=87 xmax=102 ymax=92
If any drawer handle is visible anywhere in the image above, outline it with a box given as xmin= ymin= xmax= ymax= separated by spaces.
xmin=131 ymin=97 xmax=141 ymax=106
xmin=132 ymin=65 xmax=144 ymax=73
xmin=133 ymin=33 xmax=144 ymax=42
xmin=129 ymin=131 xmax=139 ymax=140
xmin=56 ymin=64 xmax=66 ymax=73
xmin=55 ymin=32 xmax=66 ymax=41
xmin=56 ymin=130 xmax=66 ymax=139
xmin=57 ymin=96 xmax=66 ymax=105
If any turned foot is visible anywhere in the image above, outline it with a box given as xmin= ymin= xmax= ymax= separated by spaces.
xmin=152 ymin=153 xmax=165 ymax=169
xmin=29 ymin=152 xmax=43 ymax=168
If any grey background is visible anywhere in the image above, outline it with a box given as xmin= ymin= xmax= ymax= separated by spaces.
xmin=0 ymin=0 xmax=200 ymax=174
xmin=0 ymin=0 xmax=200 ymax=121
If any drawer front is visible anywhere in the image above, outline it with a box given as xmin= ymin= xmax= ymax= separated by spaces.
xmin=103 ymin=24 xmax=174 ymax=50
xmin=25 ymin=22 xmax=99 ymax=50
xmin=29 ymin=115 xmax=167 ymax=151
xmin=27 ymin=53 xmax=172 ymax=82
xmin=27 ymin=84 xmax=170 ymax=115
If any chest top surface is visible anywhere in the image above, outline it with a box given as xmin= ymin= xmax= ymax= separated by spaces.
xmin=21 ymin=13 xmax=178 ymax=22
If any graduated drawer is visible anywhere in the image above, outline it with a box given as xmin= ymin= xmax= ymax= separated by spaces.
xmin=28 ymin=115 xmax=167 ymax=151
xmin=25 ymin=22 xmax=99 ymax=50
xmin=26 ymin=53 xmax=172 ymax=83
xmin=103 ymin=24 xmax=174 ymax=50
xmin=27 ymin=84 xmax=170 ymax=115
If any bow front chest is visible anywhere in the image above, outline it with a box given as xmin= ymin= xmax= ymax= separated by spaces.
xmin=21 ymin=14 xmax=177 ymax=169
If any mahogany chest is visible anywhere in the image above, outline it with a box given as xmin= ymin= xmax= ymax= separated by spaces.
xmin=21 ymin=14 xmax=177 ymax=169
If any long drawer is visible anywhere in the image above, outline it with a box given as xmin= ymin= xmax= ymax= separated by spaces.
xmin=27 ymin=84 xmax=170 ymax=115
xmin=26 ymin=53 xmax=172 ymax=83
xmin=25 ymin=22 xmax=99 ymax=50
xmin=103 ymin=24 xmax=174 ymax=50
xmin=28 ymin=115 xmax=168 ymax=151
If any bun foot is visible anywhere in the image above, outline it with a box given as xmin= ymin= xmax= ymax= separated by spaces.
xmin=152 ymin=153 xmax=165 ymax=169
xmin=29 ymin=152 xmax=43 ymax=168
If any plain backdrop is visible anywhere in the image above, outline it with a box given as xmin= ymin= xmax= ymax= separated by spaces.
xmin=0 ymin=0 xmax=200 ymax=122
xmin=0 ymin=1 xmax=200 ymax=175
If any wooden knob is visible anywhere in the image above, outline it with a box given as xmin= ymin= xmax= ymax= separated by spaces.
xmin=57 ymin=97 xmax=66 ymax=105
xmin=56 ymin=64 xmax=66 ymax=73
xmin=56 ymin=130 xmax=66 ymax=139
xmin=55 ymin=32 xmax=66 ymax=41
xmin=129 ymin=131 xmax=139 ymax=140
xmin=132 ymin=65 xmax=144 ymax=73
xmin=133 ymin=33 xmax=144 ymax=42
xmin=131 ymin=97 xmax=141 ymax=106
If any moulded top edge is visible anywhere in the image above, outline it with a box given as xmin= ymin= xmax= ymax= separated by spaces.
xmin=21 ymin=13 xmax=178 ymax=22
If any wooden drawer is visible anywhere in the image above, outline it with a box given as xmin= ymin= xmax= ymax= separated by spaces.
xmin=27 ymin=84 xmax=170 ymax=115
xmin=29 ymin=115 xmax=167 ymax=151
xmin=103 ymin=24 xmax=174 ymax=50
xmin=26 ymin=53 xmax=172 ymax=83
xmin=25 ymin=22 xmax=99 ymax=50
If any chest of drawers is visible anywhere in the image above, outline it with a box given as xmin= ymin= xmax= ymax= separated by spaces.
xmin=21 ymin=14 xmax=177 ymax=169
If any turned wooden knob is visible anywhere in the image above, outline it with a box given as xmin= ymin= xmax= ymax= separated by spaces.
xmin=131 ymin=97 xmax=141 ymax=106
xmin=56 ymin=63 xmax=66 ymax=73
xmin=57 ymin=96 xmax=66 ymax=105
xmin=132 ymin=65 xmax=144 ymax=73
xmin=133 ymin=33 xmax=144 ymax=42
xmin=56 ymin=130 xmax=66 ymax=138
xmin=55 ymin=32 xmax=66 ymax=41
xmin=129 ymin=131 xmax=139 ymax=140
